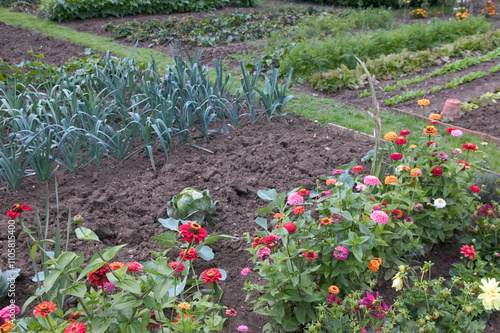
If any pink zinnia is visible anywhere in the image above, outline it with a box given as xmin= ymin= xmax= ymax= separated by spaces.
xmin=356 ymin=184 xmax=367 ymax=191
xmin=241 ymin=267 xmax=251 ymax=276
xmin=371 ymin=210 xmax=389 ymax=224
xmin=125 ymin=262 xmax=143 ymax=273
xmin=65 ymin=322 xmax=87 ymax=333
xmin=451 ymin=130 xmax=463 ymax=137
xmin=399 ymin=130 xmax=410 ymax=136
xmin=363 ymin=176 xmax=380 ymax=186
xmin=437 ymin=152 xmax=448 ymax=159
xmin=237 ymin=326 xmax=249 ymax=332
xmin=97 ymin=282 xmax=115 ymax=292
xmin=287 ymin=193 xmax=304 ymax=206
xmin=0 ymin=305 xmax=19 ymax=320
xmin=333 ymin=245 xmax=348 ymax=260
xmin=332 ymin=169 xmax=345 ymax=175
xmin=168 ymin=261 xmax=185 ymax=274
xmin=461 ymin=245 xmax=475 ymax=259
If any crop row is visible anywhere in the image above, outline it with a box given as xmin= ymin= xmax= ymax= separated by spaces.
xmin=104 ymin=7 xmax=315 ymax=47
xmin=280 ymin=16 xmax=491 ymax=79
xmin=0 ymin=49 xmax=293 ymax=189
xmin=384 ymin=62 xmax=500 ymax=105
xmin=312 ymin=29 xmax=500 ymax=93
xmin=39 ymin=0 xmax=254 ymax=21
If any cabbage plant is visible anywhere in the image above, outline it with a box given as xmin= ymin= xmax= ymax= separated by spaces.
xmin=167 ymin=188 xmax=218 ymax=225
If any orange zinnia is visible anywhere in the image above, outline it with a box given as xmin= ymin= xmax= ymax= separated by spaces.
xmin=429 ymin=113 xmax=441 ymax=120
xmin=423 ymin=126 xmax=437 ymax=135
xmin=384 ymin=132 xmax=398 ymax=142
xmin=411 ymin=168 xmax=422 ymax=177
xmin=328 ymin=285 xmax=340 ymax=294
xmin=108 ymin=262 xmax=125 ymax=270
xmin=418 ymin=99 xmax=430 ymax=106
xmin=34 ymin=301 xmax=57 ymax=318
xmin=368 ymin=258 xmax=381 ymax=272
xmin=384 ymin=176 xmax=398 ymax=185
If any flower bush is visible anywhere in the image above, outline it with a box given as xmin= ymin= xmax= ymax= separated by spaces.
xmin=244 ymin=120 xmax=486 ymax=330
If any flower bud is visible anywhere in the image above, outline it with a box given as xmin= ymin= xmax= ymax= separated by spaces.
xmin=413 ymin=203 xmax=424 ymax=211
xmin=73 ymin=214 xmax=83 ymax=225
xmin=336 ymin=182 xmax=343 ymax=188
xmin=465 ymin=305 xmax=473 ymax=314
xmin=433 ymin=311 xmax=440 ymax=320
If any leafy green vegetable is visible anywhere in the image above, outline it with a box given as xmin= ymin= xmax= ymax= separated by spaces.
xmin=166 ymin=188 xmax=218 ymax=225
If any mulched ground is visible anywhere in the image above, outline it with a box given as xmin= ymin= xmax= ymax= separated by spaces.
xmin=1 ymin=4 xmax=500 ymax=331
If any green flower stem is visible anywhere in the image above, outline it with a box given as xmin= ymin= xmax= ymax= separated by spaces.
xmin=46 ymin=316 xmax=56 ymax=333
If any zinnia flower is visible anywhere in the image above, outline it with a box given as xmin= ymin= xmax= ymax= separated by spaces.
xmin=326 ymin=178 xmax=337 ymax=185
xmin=423 ymin=126 xmax=437 ymax=135
xmin=355 ymin=184 xmax=367 ymax=191
xmin=97 ymin=282 xmax=115 ymax=292
xmin=226 ymin=308 xmax=237 ymax=316
xmin=437 ymin=152 xmax=448 ymax=159
xmin=384 ymin=132 xmax=398 ymax=142
xmin=88 ymin=265 xmax=110 ymax=286
xmin=352 ymin=165 xmax=363 ymax=172
xmin=328 ymin=285 xmax=339 ymax=294
xmin=34 ymin=302 xmax=57 ymax=318
xmin=430 ymin=120 xmax=439 ymax=125
xmin=283 ymin=222 xmax=296 ymax=233
xmin=201 ymin=268 xmax=222 ymax=283
xmin=410 ymin=168 xmax=422 ymax=177
xmin=168 ymin=261 xmax=185 ymax=274
xmin=6 ymin=203 xmax=31 ymax=219
xmin=451 ymin=129 xmax=463 ymax=137
xmin=125 ymin=262 xmax=143 ymax=273
xmin=304 ymin=249 xmax=318 ymax=260
xmin=394 ymin=137 xmax=407 ymax=145
xmin=332 ymin=169 xmax=345 ymax=175
xmin=179 ymin=222 xmax=208 ymax=245
xmin=409 ymin=144 xmax=417 ymax=149
xmin=0 ymin=305 xmax=19 ymax=320
xmin=384 ymin=176 xmax=397 ymax=185
xmin=237 ymin=326 xmax=249 ymax=332
xmin=108 ymin=262 xmax=125 ymax=270
xmin=470 ymin=185 xmax=481 ymax=193
xmin=65 ymin=322 xmax=86 ymax=333
xmin=333 ymin=245 xmax=348 ymax=260
xmin=297 ymin=189 xmax=310 ymax=196
xmin=431 ymin=167 xmax=443 ymax=177
xmin=179 ymin=248 xmax=198 ymax=261
xmin=320 ymin=217 xmax=333 ymax=226
xmin=429 ymin=113 xmax=441 ymax=120
xmin=0 ymin=320 xmax=14 ymax=333
xmin=363 ymin=175 xmax=380 ymax=186
xmin=293 ymin=206 xmax=304 ymax=215
xmin=478 ymin=278 xmax=500 ymax=311
xmin=399 ymin=130 xmax=410 ymax=136
xmin=417 ymin=99 xmax=430 ymax=106
xmin=287 ymin=193 xmax=304 ymax=205
xmin=241 ymin=267 xmax=251 ymax=276
xmin=274 ymin=213 xmax=283 ymax=220
xmin=327 ymin=294 xmax=343 ymax=306
xmin=396 ymin=165 xmax=410 ymax=173
xmin=463 ymin=143 xmax=478 ymax=151
xmin=446 ymin=127 xmax=457 ymax=134
xmin=264 ymin=235 xmax=280 ymax=248
xmin=390 ymin=153 xmax=403 ymax=161
xmin=458 ymin=160 xmax=469 ymax=171
xmin=257 ymin=247 xmax=272 ymax=262
xmin=461 ymin=245 xmax=475 ymax=259
xmin=331 ymin=213 xmax=343 ymax=224
xmin=178 ymin=302 xmax=191 ymax=310
xmin=432 ymin=198 xmax=447 ymax=208
xmin=371 ymin=210 xmax=389 ymax=224
xmin=413 ymin=203 xmax=424 ymax=211
xmin=392 ymin=273 xmax=403 ymax=291
xmin=367 ymin=258 xmax=381 ymax=272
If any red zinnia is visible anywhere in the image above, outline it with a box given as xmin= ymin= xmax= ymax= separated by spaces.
xmin=174 ymin=313 xmax=194 ymax=323
xmin=458 ymin=160 xmax=469 ymax=171
xmin=304 ymin=249 xmax=318 ymax=260
xmin=168 ymin=261 xmax=185 ymax=274
xmin=65 ymin=322 xmax=86 ymax=333
xmin=461 ymin=245 xmax=475 ymax=259
xmin=394 ymin=137 xmax=407 ymax=145
xmin=34 ymin=301 xmax=57 ymax=318
xmin=399 ymin=130 xmax=410 ymax=136
xmin=264 ymin=234 xmax=280 ymax=248
xmin=179 ymin=248 xmax=198 ymax=261
xmin=390 ymin=153 xmax=403 ymax=161
xmin=470 ymin=185 xmax=481 ymax=193
xmin=352 ymin=165 xmax=363 ymax=172
xmin=87 ymin=265 xmax=110 ymax=286
xmin=201 ymin=268 xmax=222 ymax=283
xmin=125 ymin=262 xmax=143 ymax=273
xmin=426 ymin=141 xmax=436 ymax=147
xmin=294 ymin=206 xmax=304 ymax=215
xmin=6 ymin=203 xmax=31 ymax=219
xmin=252 ymin=237 xmax=264 ymax=248
xmin=297 ymin=189 xmax=310 ymax=196
xmin=179 ymin=222 xmax=208 ymax=245
xmin=446 ymin=127 xmax=457 ymax=134
xmin=283 ymin=222 xmax=296 ymax=233
xmin=431 ymin=167 xmax=443 ymax=177
xmin=462 ymin=143 xmax=478 ymax=151
xmin=430 ymin=120 xmax=439 ymax=124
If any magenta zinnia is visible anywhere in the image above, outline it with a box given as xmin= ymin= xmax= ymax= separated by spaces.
xmin=6 ymin=203 xmax=31 ymax=219
xmin=333 ymin=245 xmax=348 ymax=260
xmin=65 ymin=322 xmax=87 ymax=333
xmin=371 ymin=210 xmax=389 ymax=224
xmin=168 ymin=261 xmax=185 ymax=274
xmin=390 ymin=153 xmax=403 ymax=161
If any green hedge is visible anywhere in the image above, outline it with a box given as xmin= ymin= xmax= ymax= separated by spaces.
xmin=39 ymin=0 xmax=255 ymax=21
xmin=280 ymin=16 xmax=492 ymax=78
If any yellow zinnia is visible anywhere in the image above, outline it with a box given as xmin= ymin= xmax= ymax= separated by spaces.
xmin=384 ymin=131 xmax=398 ymax=142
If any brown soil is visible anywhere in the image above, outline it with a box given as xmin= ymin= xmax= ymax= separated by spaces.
xmin=1 ymin=5 xmax=500 ymax=331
